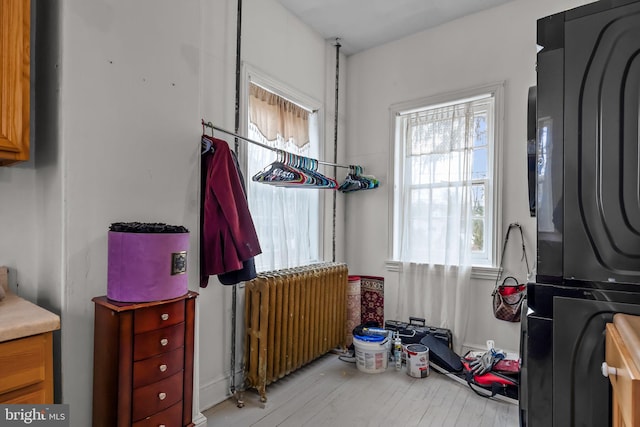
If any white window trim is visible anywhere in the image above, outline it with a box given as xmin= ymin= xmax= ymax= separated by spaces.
xmin=240 ymin=62 xmax=327 ymax=266
xmin=384 ymin=260 xmax=500 ymax=280
xmin=386 ymin=82 xmax=505 ymax=274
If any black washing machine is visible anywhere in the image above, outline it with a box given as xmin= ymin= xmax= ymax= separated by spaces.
xmin=523 ymin=283 xmax=640 ymax=426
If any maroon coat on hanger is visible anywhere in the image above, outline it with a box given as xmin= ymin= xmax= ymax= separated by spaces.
xmin=200 ymin=136 xmax=262 ymax=287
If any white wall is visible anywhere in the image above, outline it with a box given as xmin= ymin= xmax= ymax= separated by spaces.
xmin=0 ymin=165 xmax=37 ymax=300
xmin=60 ymin=1 xmax=203 ymax=424
xmin=343 ymin=0 xmax=594 ymax=353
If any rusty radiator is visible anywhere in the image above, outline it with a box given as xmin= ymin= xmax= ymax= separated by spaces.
xmin=243 ymin=262 xmax=348 ymax=402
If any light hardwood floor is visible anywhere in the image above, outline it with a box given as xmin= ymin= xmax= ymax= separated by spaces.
xmin=203 ymin=353 xmax=519 ymax=426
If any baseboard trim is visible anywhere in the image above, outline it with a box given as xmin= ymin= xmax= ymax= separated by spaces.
xmin=199 ymin=370 xmax=243 ymax=413
xmin=192 ymin=412 xmax=207 ymax=427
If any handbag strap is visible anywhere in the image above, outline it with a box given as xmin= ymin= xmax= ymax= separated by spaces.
xmin=493 ymin=223 xmax=530 ymax=295
xmin=464 ymin=370 xmax=501 ymax=398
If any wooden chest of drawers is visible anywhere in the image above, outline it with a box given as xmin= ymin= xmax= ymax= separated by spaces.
xmin=92 ymin=292 xmax=197 ymax=427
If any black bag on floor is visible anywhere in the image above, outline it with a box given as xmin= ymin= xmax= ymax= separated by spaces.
xmin=385 ymin=317 xmax=453 ymax=348
xmin=420 ymin=334 xmax=463 ymax=372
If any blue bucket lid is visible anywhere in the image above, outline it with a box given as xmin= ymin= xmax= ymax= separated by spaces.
xmin=354 ymin=334 xmax=386 ymax=343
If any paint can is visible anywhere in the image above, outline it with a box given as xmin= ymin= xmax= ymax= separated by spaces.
xmin=406 ymin=343 xmax=429 ymax=378
xmin=353 ymin=334 xmax=389 ymax=374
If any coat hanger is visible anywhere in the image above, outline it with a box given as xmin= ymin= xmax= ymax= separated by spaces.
xmin=252 ymin=150 xmax=305 ymax=186
xmin=299 ymin=156 xmax=337 ymax=189
xmin=201 ymin=135 xmax=213 ymax=154
xmin=253 ymin=151 xmax=337 ymax=189
xmin=338 ymin=165 xmax=379 ymax=193
xmin=297 ymin=156 xmax=335 ymax=188
xmin=201 ymin=121 xmax=216 ymax=154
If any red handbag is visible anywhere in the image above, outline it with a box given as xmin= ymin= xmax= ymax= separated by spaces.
xmin=493 ymin=277 xmax=527 ymax=322
xmin=491 ymin=223 xmax=530 ymax=323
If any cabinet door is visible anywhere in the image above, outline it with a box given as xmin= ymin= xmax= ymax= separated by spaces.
xmin=0 ymin=0 xmax=30 ymax=166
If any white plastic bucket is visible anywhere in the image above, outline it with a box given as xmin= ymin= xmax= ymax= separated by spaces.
xmin=406 ymin=343 xmax=429 ymax=378
xmin=353 ymin=334 xmax=388 ymax=373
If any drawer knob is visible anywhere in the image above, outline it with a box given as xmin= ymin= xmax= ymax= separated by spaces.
xmin=159 ymin=364 xmax=168 ymax=372
xmin=158 ymin=392 xmax=167 ymax=400
xmin=159 ymin=425 xmax=166 ymax=427
xmin=160 ymin=338 xmax=169 ymax=346
xmin=161 ymin=313 xmax=169 ymax=321
xmin=602 ymin=362 xmax=617 ymax=378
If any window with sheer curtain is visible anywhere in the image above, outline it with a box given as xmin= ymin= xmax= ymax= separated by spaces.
xmin=246 ymin=83 xmax=321 ymax=272
xmin=392 ymin=89 xmax=500 ymax=267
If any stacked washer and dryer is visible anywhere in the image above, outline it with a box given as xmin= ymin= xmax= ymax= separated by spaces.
xmin=522 ymin=1 xmax=640 ymax=425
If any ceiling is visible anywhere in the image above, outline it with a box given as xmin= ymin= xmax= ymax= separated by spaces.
xmin=275 ymin=0 xmax=517 ymax=55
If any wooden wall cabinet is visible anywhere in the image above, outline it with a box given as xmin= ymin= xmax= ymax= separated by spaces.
xmin=92 ymin=292 xmax=198 ymax=427
xmin=0 ymin=0 xmax=31 ymax=166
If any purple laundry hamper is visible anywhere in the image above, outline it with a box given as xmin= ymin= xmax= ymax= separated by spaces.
xmin=107 ymin=223 xmax=189 ymax=303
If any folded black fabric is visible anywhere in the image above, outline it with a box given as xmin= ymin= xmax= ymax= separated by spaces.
xmin=109 ymin=222 xmax=189 ymax=233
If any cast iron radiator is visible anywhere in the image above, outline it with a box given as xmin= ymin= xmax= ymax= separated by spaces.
xmin=243 ymin=262 xmax=348 ymax=402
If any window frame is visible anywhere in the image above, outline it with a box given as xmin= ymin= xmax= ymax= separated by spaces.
xmin=240 ymin=63 xmax=326 ymax=271
xmin=387 ymin=82 xmax=504 ymax=274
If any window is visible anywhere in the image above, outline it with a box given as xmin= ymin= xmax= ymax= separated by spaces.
xmin=244 ymin=77 xmax=322 ymax=272
xmin=536 ymin=117 xmax=555 ymax=233
xmin=391 ymin=84 xmax=502 ymax=267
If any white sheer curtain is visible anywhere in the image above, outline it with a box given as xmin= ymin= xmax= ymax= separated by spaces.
xmin=395 ymin=103 xmax=475 ymax=353
xmin=247 ymin=119 xmax=320 ymax=273
xmin=397 ymin=263 xmax=471 ymax=353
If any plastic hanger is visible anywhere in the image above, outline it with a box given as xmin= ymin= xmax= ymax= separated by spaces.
xmin=254 ymin=151 xmax=337 ymax=189
xmin=339 ymin=165 xmax=379 ymax=193
xmin=252 ymin=151 xmax=305 ymax=185
xmin=201 ymin=135 xmax=213 ymax=154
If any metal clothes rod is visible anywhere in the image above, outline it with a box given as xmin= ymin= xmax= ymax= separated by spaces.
xmin=202 ymin=120 xmax=352 ymax=170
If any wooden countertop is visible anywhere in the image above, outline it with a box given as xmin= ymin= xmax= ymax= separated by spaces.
xmin=0 ymin=292 xmax=60 ymax=343
xmin=0 ymin=266 xmax=60 ymax=342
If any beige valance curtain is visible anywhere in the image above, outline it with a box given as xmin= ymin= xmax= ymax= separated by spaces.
xmin=249 ymin=83 xmax=309 ymax=148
